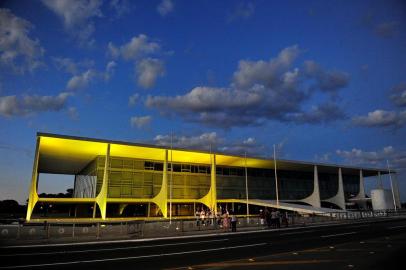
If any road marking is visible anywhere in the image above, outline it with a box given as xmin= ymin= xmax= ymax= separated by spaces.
xmin=0 ymin=243 xmax=267 ymax=269
xmin=388 ymin=225 xmax=406 ymax=229
xmin=280 ymin=230 xmax=315 ymax=236
xmin=0 ymin=239 xmax=228 ymax=257
xmin=321 ymin=232 xmax=356 ymax=238
xmin=1 ymin=219 xmax=393 ymax=249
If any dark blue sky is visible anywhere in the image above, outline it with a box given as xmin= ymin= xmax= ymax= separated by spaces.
xmin=0 ymin=0 xmax=405 ymax=203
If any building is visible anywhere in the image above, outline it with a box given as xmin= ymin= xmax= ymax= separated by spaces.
xmin=26 ymin=133 xmax=399 ymax=222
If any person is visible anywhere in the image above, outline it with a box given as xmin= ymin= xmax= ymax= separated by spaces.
xmin=200 ymin=209 xmax=206 ymax=226
xmin=270 ymin=209 xmax=277 ymax=228
xmin=222 ymin=211 xmax=229 ymax=232
xmin=259 ymin=209 xmax=265 ymax=226
xmin=195 ymin=209 xmax=200 ymax=226
xmin=230 ymin=211 xmax=237 ymax=232
xmin=265 ymin=208 xmax=271 ymax=228
xmin=275 ymin=209 xmax=281 ymax=228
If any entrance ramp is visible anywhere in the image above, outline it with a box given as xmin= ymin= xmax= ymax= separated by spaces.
xmin=218 ymin=199 xmax=347 ymax=215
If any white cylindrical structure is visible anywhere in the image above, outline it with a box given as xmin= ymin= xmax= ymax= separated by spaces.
xmin=371 ymin=188 xmax=395 ymax=210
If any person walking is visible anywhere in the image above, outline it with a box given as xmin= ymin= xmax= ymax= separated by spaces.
xmin=222 ymin=211 xmax=229 ymax=232
xmin=265 ymin=208 xmax=271 ymax=228
xmin=230 ymin=211 xmax=237 ymax=232
xmin=275 ymin=209 xmax=281 ymax=228
xmin=270 ymin=209 xmax=277 ymax=228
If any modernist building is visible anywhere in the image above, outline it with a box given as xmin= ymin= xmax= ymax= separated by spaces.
xmin=26 ymin=133 xmax=398 ymax=222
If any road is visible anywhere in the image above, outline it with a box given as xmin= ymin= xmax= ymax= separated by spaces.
xmin=1 ymin=218 xmax=406 ymax=269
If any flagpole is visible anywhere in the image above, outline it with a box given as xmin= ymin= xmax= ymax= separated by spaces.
xmin=244 ymin=151 xmax=249 ymax=222
xmin=274 ymin=144 xmax=279 ymax=206
xmin=169 ymin=132 xmax=173 ymax=224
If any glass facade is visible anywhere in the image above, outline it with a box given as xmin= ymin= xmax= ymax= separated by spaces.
xmin=319 ymin=172 xmax=339 ymax=200
xmin=74 ymin=155 xmax=361 ymax=205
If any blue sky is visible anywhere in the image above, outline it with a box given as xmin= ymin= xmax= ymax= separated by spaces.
xmin=0 ymin=0 xmax=405 ymax=204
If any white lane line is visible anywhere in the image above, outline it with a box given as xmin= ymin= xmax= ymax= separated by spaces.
xmin=0 ymin=243 xmax=267 ymax=269
xmin=0 ymin=239 xmax=228 ymax=257
xmin=321 ymin=232 xmax=356 ymax=238
xmin=388 ymin=225 xmax=406 ymax=229
xmin=280 ymin=230 xmax=315 ymax=236
xmin=2 ymin=220 xmax=388 ymax=249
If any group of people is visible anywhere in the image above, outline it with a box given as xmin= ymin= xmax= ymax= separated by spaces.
xmin=195 ymin=209 xmax=238 ymax=232
xmin=260 ymin=208 xmax=289 ymax=228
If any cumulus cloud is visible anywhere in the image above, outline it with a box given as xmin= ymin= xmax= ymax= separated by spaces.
xmin=130 ymin=115 xmax=152 ymax=129
xmin=108 ymin=34 xmax=167 ymax=88
xmin=352 ymin=109 xmax=406 ymax=128
xmin=390 ymin=82 xmax=406 ymax=107
xmin=110 ymin=0 xmax=133 ymax=18
xmin=104 ymin=60 xmax=117 ymax=81
xmin=108 ymin=34 xmax=161 ymax=60
xmin=285 ymin=102 xmax=346 ymax=124
xmin=66 ymin=69 xmax=97 ymax=91
xmin=336 ymin=146 xmax=406 ymax=170
xmin=128 ymin=93 xmax=139 ymax=106
xmin=153 ymin=132 xmax=222 ymax=151
xmin=52 ymin=57 xmax=94 ymax=75
xmin=227 ymin=1 xmax=255 ymax=22
xmin=0 ymin=92 xmax=70 ymax=117
xmin=41 ymin=0 xmax=102 ymax=46
xmin=152 ymin=132 xmax=268 ymax=156
xmin=303 ymin=61 xmax=349 ymax=93
xmin=136 ymin=58 xmax=165 ymax=88
xmin=157 ymin=0 xmax=174 ymax=17
xmin=0 ymin=9 xmax=44 ymax=73
xmin=146 ymin=45 xmax=349 ymax=128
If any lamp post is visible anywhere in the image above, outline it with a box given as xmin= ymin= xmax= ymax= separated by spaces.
xmin=274 ymin=144 xmax=279 ymax=206
xmin=244 ymin=151 xmax=249 ymax=222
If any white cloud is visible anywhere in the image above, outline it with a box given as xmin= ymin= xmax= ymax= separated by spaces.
xmin=0 ymin=9 xmax=44 ymax=73
xmin=41 ymin=0 xmax=102 ymax=46
xmin=108 ymin=34 xmax=161 ymax=61
xmin=136 ymin=58 xmax=165 ymax=88
xmin=52 ymin=57 xmax=94 ymax=75
xmin=352 ymin=109 xmax=406 ymax=128
xmin=390 ymin=82 xmax=406 ymax=107
xmin=130 ymin=115 xmax=152 ymax=129
xmin=104 ymin=60 xmax=117 ymax=81
xmin=110 ymin=0 xmax=133 ymax=18
xmin=0 ymin=92 xmax=70 ymax=117
xmin=336 ymin=146 xmax=406 ymax=170
xmin=152 ymin=132 xmax=268 ymax=155
xmin=157 ymin=0 xmax=174 ymax=17
xmin=128 ymin=93 xmax=139 ymax=106
xmin=66 ymin=69 xmax=97 ymax=91
xmin=153 ymin=132 xmax=221 ymax=150
xmin=146 ymin=45 xmax=349 ymax=128
xmin=233 ymin=45 xmax=301 ymax=89
xmin=227 ymin=2 xmax=255 ymax=22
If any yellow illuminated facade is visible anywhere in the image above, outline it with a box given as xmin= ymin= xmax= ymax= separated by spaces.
xmin=26 ymin=133 xmax=388 ymax=222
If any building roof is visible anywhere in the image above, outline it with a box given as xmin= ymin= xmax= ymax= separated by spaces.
xmin=36 ymin=132 xmax=391 ymax=177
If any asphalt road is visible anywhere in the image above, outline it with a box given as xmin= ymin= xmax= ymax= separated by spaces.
xmin=1 ymin=218 xmax=406 ymax=269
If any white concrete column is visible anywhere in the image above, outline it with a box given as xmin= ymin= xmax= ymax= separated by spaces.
xmin=324 ymin=168 xmax=346 ymax=210
xmin=301 ymin=165 xmax=321 ymax=208
xmin=353 ymin=169 xmax=366 ymax=209
xmin=393 ymin=174 xmax=401 ymax=209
